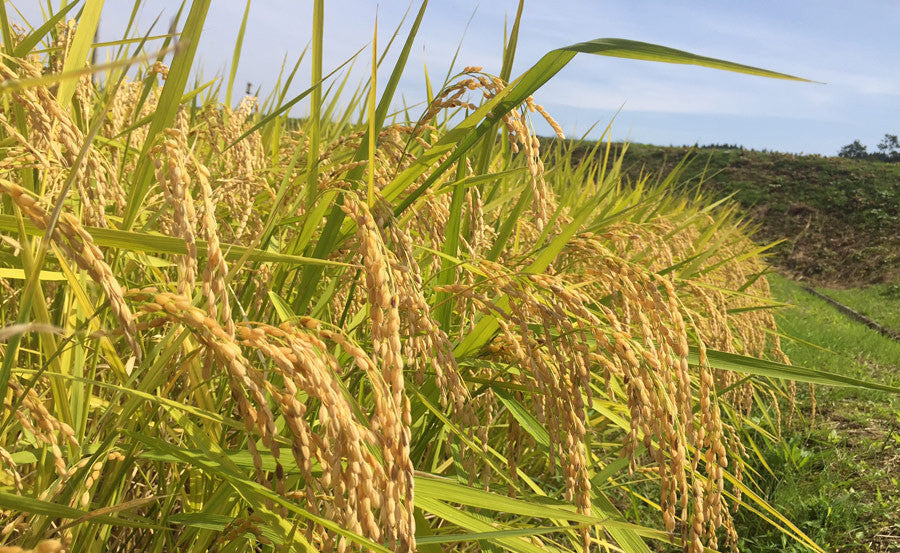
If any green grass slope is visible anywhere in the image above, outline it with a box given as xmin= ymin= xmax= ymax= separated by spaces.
xmin=737 ymin=274 xmax=900 ymax=552
xmin=824 ymin=281 xmax=900 ymax=331
xmin=562 ymin=142 xmax=900 ymax=285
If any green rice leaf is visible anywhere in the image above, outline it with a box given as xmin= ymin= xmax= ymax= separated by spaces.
xmin=0 ymin=214 xmax=352 ymax=268
xmin=565 ymin=38 xmax=811 ymax=81
xmin=0 ymin=490 xmax=164 ymax=530
xmin=13 ymin=2 xmax=80 ymax=57
xmin=415 ymin=496 xmax=549 ymax=553
xmin=693 ymin=347 xmax=900 ymax=393
xmin=494 ymin=390 xmax=550 ymax=449
xmin=56 ymin=0 xmax=105 ymax=108
xmin=415 ymin=474 xmax=597 ymax=523
xmin=225 ymin=0 xmax=252 ymax=108
xmin=122 ymin=0 xmax=211 ymax=229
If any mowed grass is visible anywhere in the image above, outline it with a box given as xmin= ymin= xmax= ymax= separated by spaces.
xmin=822 ymin=280 xmax=900 ymax=332
xmin=735 ymin=273 xmax=900 ymax=552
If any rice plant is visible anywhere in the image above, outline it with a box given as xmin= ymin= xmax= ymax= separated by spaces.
xmin=0 ymin=3 xmax=895 ymax=553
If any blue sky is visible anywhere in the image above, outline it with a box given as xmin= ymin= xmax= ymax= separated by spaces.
xmin=13 ymin=1 xmax=900 ymax=155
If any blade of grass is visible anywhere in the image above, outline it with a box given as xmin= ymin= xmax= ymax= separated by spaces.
xmin=304 ymin=0 xmax=324 ymax=214
xmin=0 ymin=3 xmax=14 ymax=57
xmin=122 ymin=0 xmax=211 ymax=230
xmin=223 ymin=50 xmax=361 ymax=151
xmin=295 ymin=0 xmax=428 ymax=311
xmin=367 ymin=14 xmax=377 ymax=206
xmin=0 ymin=43 xmax=179 ymax=95
xmin=12 ymin=1 xmax=79 ymax=57
xmin=224 ymin=0 xmax=251 ymax=108
xmin=0 ymin=214 xmax=353 ymax=268
xmin=55 ymin=0 xmax=105 ymax=108
xmin=691 ymin=346 xmax=900 ymax=393
xmin=0 ymin=490 xmax=165 ymax=530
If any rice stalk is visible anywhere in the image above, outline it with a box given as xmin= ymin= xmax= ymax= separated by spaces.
xmin=0 ymin=9 xmax=850 ymax=553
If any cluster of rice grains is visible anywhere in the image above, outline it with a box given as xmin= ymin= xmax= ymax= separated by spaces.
xmin=424 ymin=67 xmax=564 ymax=231
xmin=332 ymin=69 xmax=790 ymax=552
xmin=0 ymin=41 xmax=798 ymax=553
xmin=558 ymin=228 xmax=775 ymax=552
xmin=0 ymin=55 xmax=126 ymax=227
xmin=141 ymin=123 xmax=415 ymax=550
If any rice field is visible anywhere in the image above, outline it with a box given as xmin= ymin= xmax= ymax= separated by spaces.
xmin=0 ymin=3 xmax=895 ymax=553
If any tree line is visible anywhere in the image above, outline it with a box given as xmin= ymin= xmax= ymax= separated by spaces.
xmin=838 ymin=134 xmax=900 ymax=161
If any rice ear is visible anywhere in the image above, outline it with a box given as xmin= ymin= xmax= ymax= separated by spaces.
xmin=0 ymin=16 xmax=816 ymax=553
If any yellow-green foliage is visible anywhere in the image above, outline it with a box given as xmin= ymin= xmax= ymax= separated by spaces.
xmin=0 ymin=7 xmax=875 ymax=553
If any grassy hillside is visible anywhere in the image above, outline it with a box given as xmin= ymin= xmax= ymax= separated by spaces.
xmin=563 ymin=142 xmax=900 ymax=285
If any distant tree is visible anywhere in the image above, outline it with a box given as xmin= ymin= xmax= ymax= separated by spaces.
xmin=876 ymin=133 xmax=900 ymax=161
xmin=838 ymin=139 xmax=868 ymax=159
xmin=699 ymin=143 xmax=743 ymax=150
